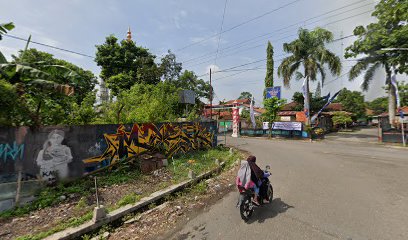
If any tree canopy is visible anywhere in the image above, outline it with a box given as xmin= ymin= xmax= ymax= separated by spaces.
xmin=278 ymin=27 xmax=341 ymax=87
xmin=291 ymin=92 xmax=326 ymax=113
xmin=238 ymin=91 xmax=253 ymax=100
xmin=367 ymin=97 xmax=388 ymax=115
xmin=278 ymin=27 xmax=341 ymax=125
xmin=12 ymin=48 xmax=97 ymax=104
xmin=97 ymin=82 xmax=181 ymax=124
xmin=332 ymin=112 xmax=353 ymax=128
xmin=263 ymin=97 xmax=286 ymax=123
xmin=159 ymin=50 xmax=182 ymax=82
xmin=335 ymin=88 xmax=366 ymax=119
xmin=345 ymin=0 xmax=408 ymax=125
xmin=174 ymin=70 xmax=212 ymax=101
xmin=95 ymin=35 xmax=160 ymax=96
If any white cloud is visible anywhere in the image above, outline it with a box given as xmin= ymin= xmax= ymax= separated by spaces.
xmin=206 ymin=64 xmax=220 ymax=74
xmin=173 ymin=10 xmax=188 ymax=29
xmin=189 ymin=35 xmax=228 ymax=48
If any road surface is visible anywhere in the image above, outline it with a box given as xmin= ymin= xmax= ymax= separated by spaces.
xmin=165 ymin=129 xmax=408 ymax=240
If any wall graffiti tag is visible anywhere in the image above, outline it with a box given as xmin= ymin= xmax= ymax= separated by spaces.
xmin=82 ymin=123 xmax=214 ymax=173
xmin=0 ymin=142 xmax=25 ymax=163
xmin=36 ymin=130 xmax=73 ymax=182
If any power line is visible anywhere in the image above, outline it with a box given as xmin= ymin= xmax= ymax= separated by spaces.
xmin=176 ymin=0 xmax=302 ymax=52
xmin=214 ymin=0 xmax=228 ymax=65
xmin=182 ymin=0 xmax=373 ymax=65
xmin=195 ymin=32 xmax=357 ymax=81
xmin=184 ymin=8 xmax=373 ymax=69
xmin=3 ymin=34 xmax=95 ymax=59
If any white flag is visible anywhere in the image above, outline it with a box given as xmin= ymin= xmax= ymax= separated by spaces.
xmin=391 ymin=68 xmax=400 ymax=108
xmin=250 ymin=97 xmax=256 ymax=128
xmin=302 ymin=78 xmax=310 ymax=117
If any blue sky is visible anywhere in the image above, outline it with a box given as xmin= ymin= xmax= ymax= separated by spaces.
xmin=0 ymin=0 xmax=386 ymax=105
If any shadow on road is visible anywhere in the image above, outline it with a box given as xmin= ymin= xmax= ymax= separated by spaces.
xmin=247 ymin=198 xmax=294 ymax=224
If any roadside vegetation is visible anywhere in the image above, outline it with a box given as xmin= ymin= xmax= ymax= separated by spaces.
xmin=2 ymin=147 xmax=243 ymax=240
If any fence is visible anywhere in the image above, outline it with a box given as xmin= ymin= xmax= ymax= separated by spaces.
xmin=240 ymin=128 xmax=309 ymax=138
xmin=381 ymin=128 xmax=407 ymax=143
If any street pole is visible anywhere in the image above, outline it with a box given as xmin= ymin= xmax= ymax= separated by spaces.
xmin=401 ymin=120 xmax=406 ymax=147
xmin=210 ymin=68 xmax=212 ymax=120
xmin=400 ymin=112 xmax=406 ymax=147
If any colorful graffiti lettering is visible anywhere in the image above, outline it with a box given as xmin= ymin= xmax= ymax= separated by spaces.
xmin=83 ymin=123 xmax=214 ymax=173
xmin=0 ymin=142 xmax=25 ymax=162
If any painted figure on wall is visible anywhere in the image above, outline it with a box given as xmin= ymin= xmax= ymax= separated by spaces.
xmin=36 ymin=130 xmax=72 ymax=182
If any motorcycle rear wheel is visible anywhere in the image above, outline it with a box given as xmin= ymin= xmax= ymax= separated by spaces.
xmin=240 ymin=197 xmax=253 ymax=222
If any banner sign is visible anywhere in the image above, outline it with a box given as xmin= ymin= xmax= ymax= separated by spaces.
xmin=250 ymin=98 xmax=256 ymax=128
xmin=266 ymin=86 xmax=281 ymax=99
xmin=179 ymin=90 xmax=196 ymax=104
xmin=311 ymin=90 xmax=341 ymax=123
xmin=262 ymin=122 xmax=269 ymax=130
xmin=231 ymin=107 xmax=240 ymax=137
xmin=272 ymin=122 xmax=302 ymax=131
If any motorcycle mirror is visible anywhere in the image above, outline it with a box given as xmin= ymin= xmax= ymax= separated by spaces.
xmin=265 ymin=165 xmax=271 ymax=170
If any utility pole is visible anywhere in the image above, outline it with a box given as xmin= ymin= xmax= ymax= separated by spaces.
xmin=210 ymin=68 xmax=212 ymax=120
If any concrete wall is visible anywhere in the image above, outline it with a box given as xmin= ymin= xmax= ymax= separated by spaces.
xmin=0 ymin=122 xmax=217 ymax=183
xmin=0 ymin=122 xmax=217 ymax=211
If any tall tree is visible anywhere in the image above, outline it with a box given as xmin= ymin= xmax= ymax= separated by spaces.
xmin=345 ymin=0 xmax=408 ymax=125
xmin=264 ymin=41 xmax=274 ymax=98
xmin=95 ymin=35 xmax=160 ymax=96
xmin=335 ymin=88 xmax=366 ymax=119
xmin=160 ymin=50 xmax=182 ymax=82
xmin=399 ymin=81 xmax=408 ymax=107
xmin=176 ymin=70 xmax=212 ymax=100
xmin=367 ymin=97 xmax=388 ymax=115
xmin=263 ymin=97 xmax=286 ymax=137
xmin=238 ymin=91 xmax=253 ymax=100
xmin=278 ymin=27 xmax=342 ymax=125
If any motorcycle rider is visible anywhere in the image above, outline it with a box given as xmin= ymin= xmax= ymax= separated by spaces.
xmin=236 ymin=155 xmax=265 ymax=206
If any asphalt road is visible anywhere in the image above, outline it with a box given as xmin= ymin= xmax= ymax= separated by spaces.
xmin=166 ymin=129 xmax=408 ymax=240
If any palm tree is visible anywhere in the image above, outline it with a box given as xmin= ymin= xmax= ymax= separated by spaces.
xmin=278 ymin=27 xmax=342 ymax=125
xmin=348 ymin=54 xmax=396 ymax=125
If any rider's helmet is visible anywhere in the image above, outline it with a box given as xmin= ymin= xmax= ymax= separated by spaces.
xmin=247 ymin=155 xmax=256 ymax=162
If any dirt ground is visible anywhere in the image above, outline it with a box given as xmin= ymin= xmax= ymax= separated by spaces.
xmin=0 ymin=169 xmax=174 ymax=240
xmin=107 ymin=163 xmax=241 ymax=240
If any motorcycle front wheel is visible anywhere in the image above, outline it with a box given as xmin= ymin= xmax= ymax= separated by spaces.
xmin=239 ymin=196 xmax=253 ymax=222
xmin=267 ymin=184 xmax=273 ymax=203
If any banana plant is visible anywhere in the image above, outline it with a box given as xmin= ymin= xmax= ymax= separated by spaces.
xmin=0 ymin=22 xmax=15 ymax=63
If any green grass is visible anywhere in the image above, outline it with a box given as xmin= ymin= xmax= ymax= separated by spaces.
xmin=190 ymin=181 xmax=208 ymax=195
xmin=117 ymin=192 xmax=142 ymax=207
xmin=169 ymin=146 xmax=241 ymax=181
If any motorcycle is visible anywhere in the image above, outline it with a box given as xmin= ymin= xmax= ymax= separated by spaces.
xmin=237 ymin=165 xmax=273 ymax=222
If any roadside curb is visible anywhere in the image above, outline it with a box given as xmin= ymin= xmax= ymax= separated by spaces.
xmin=45 ymin=162 xmax=226 ymax=240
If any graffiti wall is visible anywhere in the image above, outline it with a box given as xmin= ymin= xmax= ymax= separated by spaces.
xmin=0 ymin=122 xmax=217 ymax=185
